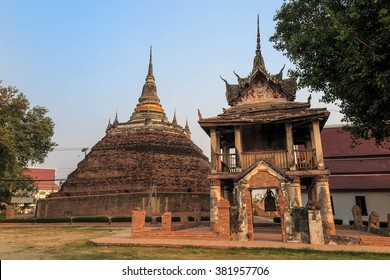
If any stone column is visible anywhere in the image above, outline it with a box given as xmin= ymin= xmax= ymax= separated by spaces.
xmin=235 ymin=180 xmax=250 ymax=241
xmin=315 ymin=175 xmax=336 ymax=235
xmin=285 ymin=122 xmax=295 ymax=170
xmin=311 ymin=121 xmax=325 ymax=169
xmin=288 ymin=177 xmax=302 ymax=208
xmin=210 ymin=179 xmax=221 ymax=232
xmin=351 ymin=204 xmax=363 ymax=227
xmin=234 ymin=126 xmax=243 ymax=172
xmin=307 ymin=201 xmax=324 ymax=245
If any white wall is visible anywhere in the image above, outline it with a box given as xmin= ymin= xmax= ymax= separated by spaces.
xmin=302 ymin=191 xmax=390 ymax=225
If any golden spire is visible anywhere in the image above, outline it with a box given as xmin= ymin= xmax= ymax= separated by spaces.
xmin=130 ymin=47 xmax=167 ymax=122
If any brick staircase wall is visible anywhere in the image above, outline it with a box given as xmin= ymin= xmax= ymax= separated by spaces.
xmin=359 ymin=236 xmax=390 ymax=246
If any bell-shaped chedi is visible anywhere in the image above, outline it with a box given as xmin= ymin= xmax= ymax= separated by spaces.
xmin=36 ymin=48 xmax=210 ymax=217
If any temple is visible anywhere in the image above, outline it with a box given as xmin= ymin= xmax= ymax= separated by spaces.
xmin=36 ymin=47 xmax=210 ymax=218
xmin=199 ymin=16 xmax=335 ymax=243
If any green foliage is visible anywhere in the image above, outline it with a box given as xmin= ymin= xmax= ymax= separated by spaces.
xmin=72 ymin=216 xmax=109 ymax=223
xmin=271 ymin=0 xmax=390 ymax=146
xmin=334 ymin=219 xmax=343 ymax=225
xmin=0 ymin=81 xmax=56 ymax=199
xmin=36 ymin=217 xmax=71 ymax=223
xmin=0 ymin=218 xmax=36 ymax=223
xmin=111 ymin=216 xmax=132 ymax=222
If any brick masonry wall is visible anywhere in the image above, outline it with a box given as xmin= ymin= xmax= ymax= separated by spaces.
xmin=249 ymin=171 xmax=280 ymax=189
xmin=61 ymin=130 xmax=210 ymax=194
xmin=36 ymin=192 xmax=210 ymax=217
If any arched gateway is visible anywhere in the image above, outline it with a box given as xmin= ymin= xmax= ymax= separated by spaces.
xmin=200 ymin=16 xmax=335 ymax=244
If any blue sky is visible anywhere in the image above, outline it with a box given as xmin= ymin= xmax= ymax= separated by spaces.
xmin=0 ymin=0 xmax=343 ymax=179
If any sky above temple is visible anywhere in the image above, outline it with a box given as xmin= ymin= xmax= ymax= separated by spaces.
xmin=0 ymin=0 xmax=344 ymax=179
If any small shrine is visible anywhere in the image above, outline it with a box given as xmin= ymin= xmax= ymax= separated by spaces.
xmin=199 ymin=16 xmax=335 ymax=243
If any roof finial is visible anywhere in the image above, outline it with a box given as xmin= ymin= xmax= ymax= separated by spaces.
xmin=256 ymin=14 xmax=260 ymax=54
xmin=106 ymin=118 xmax=112 ymax=133
xmin=113 ymin=109 xmax=119 ymax=126
xmin=253 ymin=14 xmax=265 ymax=71
xmin=146 ymin=45 xmax=154 ymax=82
xmin=172 ymin=108 xmax=178 ymax=126
xmin=184 ymin=116 xmax=191 ymax=137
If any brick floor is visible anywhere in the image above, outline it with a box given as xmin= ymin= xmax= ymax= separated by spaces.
xmin=90 ymin=226 xmax=390 ymax=253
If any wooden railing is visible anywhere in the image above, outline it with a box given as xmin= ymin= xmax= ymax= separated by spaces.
xmin=242 ymin=150 xmax=289 ymax=170
xmin=294 ymin=149 xmax=316 ymax=169
xmin=214 ymin=149 xmax=316 ymax=173
xmin=215 ymin=153 xmax=236 ymax=172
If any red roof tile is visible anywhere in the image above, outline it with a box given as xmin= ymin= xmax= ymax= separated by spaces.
xmin=24 ymin=168 xmax=59 ymax=191
xmin=325 ymin=158 xmax=390 ymax=174
xmin=321 ymin=127 xmax=390 ymax=157
xmin=329 ymin=175 xmax=390 ymax=191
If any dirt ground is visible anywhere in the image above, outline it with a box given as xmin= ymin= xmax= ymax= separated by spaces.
xmin=0 ymin=225 xmax=127 ymax=259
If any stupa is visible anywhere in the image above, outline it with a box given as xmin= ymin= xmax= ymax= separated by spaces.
xmin=36 ymin=48 xmax=210 ymax=217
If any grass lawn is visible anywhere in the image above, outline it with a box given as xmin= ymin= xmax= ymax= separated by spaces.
xmin=0 ymin=226 xmax=389 ymax=260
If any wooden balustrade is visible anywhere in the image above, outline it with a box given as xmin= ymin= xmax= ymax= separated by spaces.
xmin=214 ymin=149 xmax=316 ymax=173
xmin=242 ymin=150 xmax=289 ymax=170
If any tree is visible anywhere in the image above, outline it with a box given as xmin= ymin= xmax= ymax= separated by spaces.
xmin=271 ymin=0 xmax=390 ymax=146
xmin=0 ymin=81 xmax=56 ymax=200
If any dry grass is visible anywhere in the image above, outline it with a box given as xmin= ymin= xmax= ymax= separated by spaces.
xmin=0 ymin=226 xmax=389 ymax=260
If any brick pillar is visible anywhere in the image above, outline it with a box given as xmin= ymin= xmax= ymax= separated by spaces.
xmin=235 ymin=180 xmax=249 ymax=241
xmin=131 ymin=209 xmax=145 ymax=238
xmin=161 ymin=212 xmax=172 ymax=231
xmin=288 ymin=177 xmax=302 ymax=208
xmin=210 ymin=179 xmax=221 ymax=232
xmin=217 ymin=198 xmax=231 ymax=238
xmin=5 ymin=207 xmax=15 ymax=220
xmin=315 ymin=175 xmax=336 ymax=235
xmin=279 ymin=183 xmax=288 ymax=243
xmin=245 ymin=189 xmax=254 ymax=240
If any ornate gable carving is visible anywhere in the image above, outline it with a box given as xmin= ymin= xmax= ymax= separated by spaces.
xmin=237 ymin=80 xmax=284 ymax=103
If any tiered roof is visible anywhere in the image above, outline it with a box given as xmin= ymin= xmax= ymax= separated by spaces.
xmin=199 ymin=16 xmax=329 ymax=132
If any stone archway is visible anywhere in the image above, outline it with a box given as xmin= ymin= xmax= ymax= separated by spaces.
xmin=232 ymin=159 xmax=292 ymax=241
